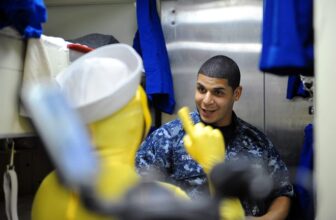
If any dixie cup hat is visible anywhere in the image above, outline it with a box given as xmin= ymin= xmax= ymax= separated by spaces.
xmin=56 ymin=44 xmax=143 ymax=124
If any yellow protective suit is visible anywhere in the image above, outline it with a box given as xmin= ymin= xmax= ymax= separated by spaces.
xmin=31 ymin=87 xmax=145 ymax=220
xmin=32 ymin=87 xmax=187 ymax=220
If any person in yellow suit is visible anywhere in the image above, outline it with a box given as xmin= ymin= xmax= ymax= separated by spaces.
xmin=30 ymin=44 xmax=243 ymax=220
xmin=31 ymin=44 xmax=188 ymax=220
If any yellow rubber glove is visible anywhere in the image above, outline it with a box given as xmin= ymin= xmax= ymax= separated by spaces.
xmin=178 ymin=107 xmax=245 ymax=220
xmin=178 ymin=107 xmax=225 ymax=174
xmin=219 ymin=198 xmax=245 ymax=220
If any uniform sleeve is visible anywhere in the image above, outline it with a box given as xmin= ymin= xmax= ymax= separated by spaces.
xmin=266 ymin=140 xmax=294 ymax=199
xmin=135 ymin=127 xmax=174 ymax=178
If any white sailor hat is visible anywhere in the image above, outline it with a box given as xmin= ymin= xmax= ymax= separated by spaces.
xmin=56 ymin=44 xmax=142 ymax=124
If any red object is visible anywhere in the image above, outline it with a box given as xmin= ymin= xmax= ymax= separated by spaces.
xmin=67 ymin=43 xmax=94 ymax=53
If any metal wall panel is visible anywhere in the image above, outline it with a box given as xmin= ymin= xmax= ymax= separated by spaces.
xmin=265 ymin=74 xmax=313 ymax=170
xmin=161 ymin=0 xmax=264 ymax=131
xmin=44 ymin=3 xmax=137 ymax=45
xmin=161 ymin=0 xmax=314 ymax=175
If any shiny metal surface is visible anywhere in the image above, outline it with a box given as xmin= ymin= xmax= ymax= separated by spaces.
xmin=161 ymin=0 xmax=264 ymax=130
xmin=45 ymin=3 xmax=137 ymax=45
xmin=265 ymin=74 xmax=313 ymax=168
xmin=161 ymin=0 xmax=313 ymax=172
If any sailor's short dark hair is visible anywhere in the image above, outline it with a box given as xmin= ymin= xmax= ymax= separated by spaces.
xmin=198 ymin=55 xmax=241 ymax=90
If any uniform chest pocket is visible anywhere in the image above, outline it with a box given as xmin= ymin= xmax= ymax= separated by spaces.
xmin=172 ymin=152 xmax=205 ymax=180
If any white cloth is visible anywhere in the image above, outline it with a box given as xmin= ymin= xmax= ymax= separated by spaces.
xmin=3 ymin=169 xmax=18 ymax=220
xmin=23 ymin=35 xmax=70 ymax=81
xmin=56 ymin=44 xmax=143 ymax=124
xmin=0 ymin=28 xmax=32 ymax=138
xmin=20 ymin=35 xmax=70 ymax=116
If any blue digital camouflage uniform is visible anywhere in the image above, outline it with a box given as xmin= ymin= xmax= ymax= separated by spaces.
xmin=136 ymin=111 xmax=294 ymax=216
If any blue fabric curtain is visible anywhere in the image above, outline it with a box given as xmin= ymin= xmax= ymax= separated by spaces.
xmin=133 ymin=0 xmax=176 ymax=114
xmin=0 ymin=0 xmax=47 ymax=38
xmin=259 ymin=0 xmax=314 ymax=76
xmin=293 ymin=124 xmax=315 ymax=220
xmin=286 ymin=75 xmax=310 ymax=100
